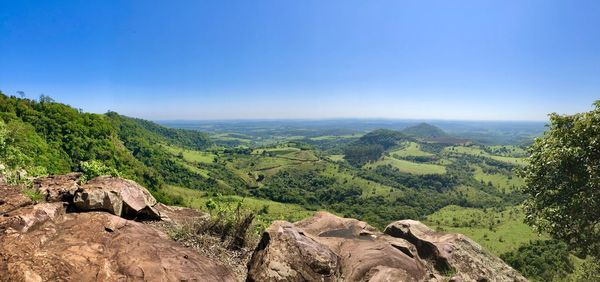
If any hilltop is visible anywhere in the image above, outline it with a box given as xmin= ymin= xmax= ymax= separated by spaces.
xmin=402 ymin=122 xmax=448 ymax=138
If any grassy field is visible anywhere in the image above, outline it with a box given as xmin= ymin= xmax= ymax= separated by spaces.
xmin=252 ymin=146 xmax=301 ymax=155
xmin=390 ymin=142 xmax=434 ymax=157
xmin=445 ymin=145 xmax=526 ymax=166
xmin=473 ymin=166 xmax=524 ymax=193
xmin=424 ymin=205 xmax=546 ymax=256
xmin=320 ymin=163 xmax=403 ymax=199
xmin=176 ymin=160 xmax=211 ymax=178
xmin=364 ymin=156 xmax=446 ymax=175
xmin=162 ymin=144 xmax=216 ymax=164
xmin=280 ymin=150 xmax=319 ymax=161
xmin=164 ymin=185 xmax=314 ymax=223
xmin=309 ymin=134 xmax=361 ymax=141
xmin=327 ymin=154 xmax=345 ymax=161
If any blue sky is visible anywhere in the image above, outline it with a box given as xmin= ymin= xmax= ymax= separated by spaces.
xmin=1 ymin=1 xmax=599 ymax=120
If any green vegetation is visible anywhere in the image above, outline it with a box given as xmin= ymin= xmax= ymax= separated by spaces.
xmin=500 ymin=240 xmax=574 ymax=281
xmin=521 ymin=100 xmax=600 ymax=257
xmin=162 ymin=144 xmax=216 ymax=164
xmin=390 ymin=142 xmax=433 ymax=157
xmin=364 ymin=156 xmax=446 ymax=175
xmin=425 ymin=205 xmax=546 ymax=255
xmin=80 ymin=160 xmax=120 ymax=182
xmin=163 ymin=185 xmax=313 ymax=224
xmin=401 ymin=123 xmax=447 ymax=138
xmin=5 ymin=91 xmax=595 ymax=279
xmin=22 ymin=187 xmax=43 ymax=202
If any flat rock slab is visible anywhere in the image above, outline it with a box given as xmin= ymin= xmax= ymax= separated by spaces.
xmin=0 ymin=184 xmax=32 ymax=215
xmin=0 ymin=210 xmax=236 ymax=281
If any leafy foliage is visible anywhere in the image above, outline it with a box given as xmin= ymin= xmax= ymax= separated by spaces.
xmin=521 ymin=101 xmax=600 ymax=256
xmin=500 ymin=240 xmax=574 ymax=281
xmin=80 ymin=160 xmax=120 ymax=182
xmin=343 ymin=144 xmax=384 ymax=166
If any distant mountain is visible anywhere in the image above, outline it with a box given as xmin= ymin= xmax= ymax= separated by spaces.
xmin=357 ymin=129 xmax=407 ymax=150
xmin=401 ymin=123 xmax=447 ymax=138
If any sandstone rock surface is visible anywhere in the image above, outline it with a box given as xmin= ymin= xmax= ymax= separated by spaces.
xmin=75 ymin=176 xmax=160 ymax=219
xmin=248 ymin=211 xmax=527 ymax=282
xmin=385 ymin=220 xmax=527 ymax=282
xmin=0 ymin=176 xmax=236 ymax=282
xmin=0 ymin=183 xmax=31 ymax=215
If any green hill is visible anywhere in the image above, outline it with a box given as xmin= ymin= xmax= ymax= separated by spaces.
xmin=402 ymin=123 xmax=447 ymax=138
xmin=0 ymin=93 xmax=217 ymax=197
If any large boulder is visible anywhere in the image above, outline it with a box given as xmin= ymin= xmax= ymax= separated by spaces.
xmin=384 ymin=220 xmax=527 ymax=282
xmin=74 ymin=176 xmax=160 ymax=220
xmin=32 ymin=173 xmax=81 ymax=202
xmin=0 ymin=206 xmax=236 ymax=281
xmin=248 ymin=212 xmax=526 ymax=282
xmin=247 ymin=220 xmax=341 ymax=282
xmin=248 ymin=212 xmax=427 ymax=282
xmin=73 ymin=187 xmax=124 ymax=216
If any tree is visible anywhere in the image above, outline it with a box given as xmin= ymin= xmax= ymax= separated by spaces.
xmin=500 ymin=240 xmax=574 ymax=281
xmin=521 ymin=101 xmax=600 ymax=256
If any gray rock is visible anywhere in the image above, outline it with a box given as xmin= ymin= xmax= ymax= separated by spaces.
xmin=73 ymin=188 xmax=123 ymax=216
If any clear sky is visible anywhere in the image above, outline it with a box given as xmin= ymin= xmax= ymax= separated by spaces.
xmin=1 ymin=1 xmax=598 ymax=120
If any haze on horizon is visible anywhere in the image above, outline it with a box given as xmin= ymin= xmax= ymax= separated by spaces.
xmin=1 ymin=1 xmax=599 ymax=121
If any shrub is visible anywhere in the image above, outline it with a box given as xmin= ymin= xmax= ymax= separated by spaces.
xmin=79 ymin=160 xmax=120 ymax=183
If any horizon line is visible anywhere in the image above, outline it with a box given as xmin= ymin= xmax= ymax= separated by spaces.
xmin=154 ymin=117 xmax=549 ymax=123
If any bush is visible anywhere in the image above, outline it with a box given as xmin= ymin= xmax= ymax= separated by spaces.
xmin=500 ymin=240 xmax=574 ymax=281
xmin=79 ymin=160 xmax=120 ymax=182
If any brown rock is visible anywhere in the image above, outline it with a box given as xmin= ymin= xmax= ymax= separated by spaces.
xmin=76 ymin=176 xmax=160 ymax=220
xmin=32 ymin=173 xmax=81 ymax=202
xmin=384 ymin=220 xmax=527 ymax=282
xmin=247 ymin=220 xmax=341 ymax=282
xmin=249 ymin=212 xmax=526 ymax=282
xmin=0 ymin=202 xmax=66 ymax=233
xmin=247 ymin=212 xmax=426 ymax=282
xmin=0 ymin=211 xmax=236 ymax=281
xmin=0 ymin=184 xmax=32 ymax=215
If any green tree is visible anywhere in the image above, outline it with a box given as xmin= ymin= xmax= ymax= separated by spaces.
xmin=500 ymin=240 xmax=574 ymax=281
xmin=521 ymin=101 xmax=600 ymax=256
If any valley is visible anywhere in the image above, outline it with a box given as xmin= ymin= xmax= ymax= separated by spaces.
xmin=0 ymin=93 xmax=592 ymax=280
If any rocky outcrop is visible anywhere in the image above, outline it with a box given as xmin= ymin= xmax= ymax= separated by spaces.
xmin=1 ymin=211 xmax=235 ymax=281
xmin=2 ymin=174 xmax=527 ymax=282
xmin=73 ymin=187 xmax=124 ymax=216
xmin=33 ymin=172 xmax=81 ymax=202
xmin=247 ymin=212 xmax=527 ymax=282
xmin=0 ymin=183 xmax=32 ymax=215
xmin=247 ymin=220 xmax=342 ymax=282
xmin=82 ymin=176 xmax=160 ymax=219
xmin=34 ymin=174 xmax=161 ymax=220
xmin=0 ymin=175 xmax=236 ymax=282
xmin=385 ymin=220 xmax=527 ymax=282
